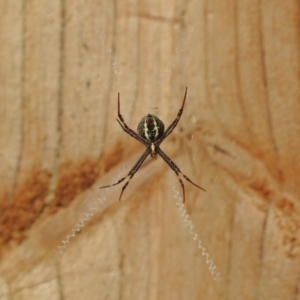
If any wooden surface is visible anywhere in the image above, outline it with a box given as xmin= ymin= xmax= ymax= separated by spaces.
xmin=1 ymin=0 xmax=300 ymax=299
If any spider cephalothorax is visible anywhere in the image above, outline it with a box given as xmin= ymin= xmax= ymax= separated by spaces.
xmin=99 ymin=87 xmax=206 ymax=203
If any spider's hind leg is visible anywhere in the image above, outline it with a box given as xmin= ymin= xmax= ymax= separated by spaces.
xmin=157 ymin=87 xmax=188 ymax=144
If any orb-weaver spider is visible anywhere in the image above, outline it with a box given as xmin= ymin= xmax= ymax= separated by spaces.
xmin=100 ymin=87 xmax=206 ymax=203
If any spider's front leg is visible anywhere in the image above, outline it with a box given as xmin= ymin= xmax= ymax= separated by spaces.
xmin=99 ymin=149 xmax=150 ymax=201
xmin=157 ymin=147 xmax=205 ymax=203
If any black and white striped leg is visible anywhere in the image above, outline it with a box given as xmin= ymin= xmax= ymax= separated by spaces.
xmin=157 ymin=147 xmax=205 ymax=203
xmin=116 ymin=93 xmax=148 ymax=146
xmin=116 ymin=118 xmax=148 ymax=146
xmin=158 ymin=87 xmax=188 ymax=144
xmin=100 ymin=149 xmax=150 ymax=201
xmin=173 ymin=168 xmax=186 ymax=203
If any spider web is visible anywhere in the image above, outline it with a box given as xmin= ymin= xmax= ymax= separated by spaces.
xmin=0 ymin=17 xmax=226 ymax=300
xmin=5 ymin=2 xmax=300 ymax=297
xmin=49 ymin=19 xmax=223 ymax=285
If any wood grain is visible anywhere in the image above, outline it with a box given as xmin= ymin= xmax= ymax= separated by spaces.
xmin=1 ymin=0 xmax=300 ymax=299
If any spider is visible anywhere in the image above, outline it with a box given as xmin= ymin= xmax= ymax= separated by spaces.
xmin=99 ymin=87 xmax=206 ymax=203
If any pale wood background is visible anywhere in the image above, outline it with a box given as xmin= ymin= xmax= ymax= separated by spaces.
xmin=1 ymin=0 xmax=300 ymax=299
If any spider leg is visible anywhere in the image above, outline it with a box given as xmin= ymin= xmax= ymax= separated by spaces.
xmin=157 ymin=87 xmax=188 ymax=145
xmin=117 ymin=93 xmax=148 ymax=146
xmin=100 ymin=149 xmax=150 ymax=201
xmin=157 ymin=147 xmax=205 ymax=203
xmin=116 ymin=119 xmax=148 ymax=146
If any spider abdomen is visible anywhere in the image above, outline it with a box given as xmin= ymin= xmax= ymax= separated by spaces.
xmin=137 ymin=114 xmax=165 ymax=141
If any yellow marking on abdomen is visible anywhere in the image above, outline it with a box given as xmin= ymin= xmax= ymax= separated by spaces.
xmin=143 ymin=115 xmax=159 ymax=141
